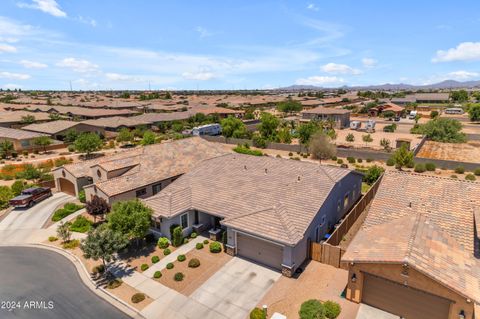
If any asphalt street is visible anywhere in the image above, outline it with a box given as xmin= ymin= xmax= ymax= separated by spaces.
xmin=0 ymin=246 xmax=131 ymax=319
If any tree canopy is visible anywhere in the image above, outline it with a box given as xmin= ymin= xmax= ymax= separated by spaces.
xmin=468 ymin=104 xmax=480 ymax=122
xmin=308 ymin=132 xmax=336 ymax=162
xmin=116 ymin=128 xmax=134 ymax=144
xmin=20 ymin=115 xmax=35 ymax=124
xmin=33 ymin=136 xmax=52 ymax=153
xmin=392 ymin=144 xmax=414 ymax=170
xmin=411 ymin=118 xmax=466 ymax=143
xmin=258 ymin=112 xmax=279 ymax=139
xmin=277 ymin=100 xmax=303 ymax=114
xmin=141 ymin=130 xmax=156 ymax=145
xmin=297 ymin=121 xmax=320 ymax=144
xmin=107 ymin=199 xmax=152 ymax=243
xmin=450 ymin=90 xmax=468 ymax=102
xmin=86 ymin=195 xmax=111 ymax=222
xmin=220 ymin=116 xmax=248 ymax=138
xmin=74 ymin=132 xmax=103 ymax=156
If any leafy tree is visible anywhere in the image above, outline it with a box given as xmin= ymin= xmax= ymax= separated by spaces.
xmin=382 ymin=110 xmax=395 ymax=119
xmin=380 ymin=138 xmax=391 ymax=151
xmin=171 ymin=122 xmax=184 ymax=133
xmin=64 ymin=129 xmax=79 ymax=143
xmin=276 ymin=127 xmax=292 ymax=144
xmin=392 ymin=144 xmax=414 ymax=170
xmin=116 ymin=128 xmax=134 ymax=144
xmin=277 ymin=100 xmax=302 ymax=115
xmin=57 ymin=221 xmax=72 ymax=243
xmin=297 ymin=121 xmax=320 ymax=144
xmin=430 ymin=110 xmax=439 ymax=119
xmin=468 ymin=104 xmax=480 ymax=122
xmin=299 ymin=299 xmax=325 ymax=319
xmin=0 ymin=140 xmax=14 ymax=158
xmin=362 ymin=134 xmax=373 ymax=147
xmin=220 ymin=116 xmax=247 ymax=138
xmin=20 ymin=115 xmax=35 ymax=124
xmin=345 ymin=133 xmax=355 ymax=142
xmin=323 ymin=301 xmax=341 ymax=319
xmin=308 ymin=132 xmax=336 ymax=162
xmin=81 ymin=224 xmax=128 ymax=273
xmin=74 ymin=133 xmax=103 ymax=157
xmin=133 ymin=125 xmax=148 ymax=138
xmin=16 ymin=164 xmax=41 ymax=180
xmin=120 ymin=92 xmax=130 ymax=99
xmin=0 ymin=186 xmax=13 ymax=209
xmin=450 ymin=90 xmax=468 ymax=102
xmin=412 ymin=118 xmax=466 ymax=143
xmin=49 ymin=113 xmax=60 ymax=120
xmin=363 ymin=165 xmax=384 ymax=185
xmin=86 ymin=195 xmax=111 ymax=222
xmin=164 ymin=91 xmax=172 ymax=99
xmin=107 ymin=199 xmax=153 ymax=245
xmin=33 ymin=136 xmax=52 ymax=153
xmin=141 ymin=130 xmax=156 ymax=145
xmin=11 ymin=180 xmax=28 ymax=196
xmin=258 ymin=113 xmax=279 ymax=139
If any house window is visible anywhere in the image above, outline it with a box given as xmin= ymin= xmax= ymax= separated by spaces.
xmin=180 ymin=213 xmax=188 ymax=229
xmin=136 ymin=188 xmax=147 ymax=197
xmin=344 ymin=193 xmax=349 ymax=209
xmin=20 ymin=140 xmax=30 ymax=147
xmin=152 ymin=183 xmax=162 ymax=195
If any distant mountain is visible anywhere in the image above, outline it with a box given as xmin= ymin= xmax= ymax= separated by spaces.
xmin=279 ymin=80 xmax=480 ymax=91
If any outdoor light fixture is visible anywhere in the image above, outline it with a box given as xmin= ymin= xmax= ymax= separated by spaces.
xmin=459 ymin=310 xmax=465 ymax=319
xmin=351 ymin=273 xmax=357 ymax=283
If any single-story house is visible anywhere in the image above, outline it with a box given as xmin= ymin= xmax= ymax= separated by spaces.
xmin=300 ymin=107 xmax=351 ymax=128
xmin=21 ymin=120 xmax=105 ymax=140
xmin=414 ymin=93 xmax=450 ymax=104
xmin=368 ymin=102 xmax=405 ymax=117
xmin=342 ymin=171 xmax=480 ymax=319
xmin=143 ymin=154 xmax=363 ymax=276
xmin=53 ymin=137 xmax=229 ymax=200
xmin=0 ymin=126 xmax=49 ymax=152
xmin=81 ymin=116 xmax=152 ymax=132
xmin=0 ymin=110 xmax=51 ymax=128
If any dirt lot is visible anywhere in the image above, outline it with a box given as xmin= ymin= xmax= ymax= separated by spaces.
xmin=258 ymin=261 xmax=359 ymax=319
xmin=155 ymin=247 xmax=232 ymax=296
xmin=416 ymin=140 xmax=480 ymax=164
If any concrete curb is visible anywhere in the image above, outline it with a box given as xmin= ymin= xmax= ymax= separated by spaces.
xmin=7 ymin=243 xmax=145 ymax=319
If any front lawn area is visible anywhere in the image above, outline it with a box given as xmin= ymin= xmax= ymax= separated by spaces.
xmin=51 ymin=202 xmax=84 ymax=222
xmin=156 ymin=243 xmax=232 ymax=295
xmin=69 ymin=215 xmax=93 ymax=233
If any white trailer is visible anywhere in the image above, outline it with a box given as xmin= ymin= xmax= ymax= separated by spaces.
xmin=192 ymin=123 xmax=222 ymax=136
xmin=350 ymin=121 xmax=362 ymax=130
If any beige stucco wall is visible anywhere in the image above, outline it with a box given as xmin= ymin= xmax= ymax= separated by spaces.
xmin=345 ymin=263 xmax=475 ymax=319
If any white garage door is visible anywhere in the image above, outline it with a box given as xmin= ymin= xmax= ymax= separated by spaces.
xmin=236 ymin=232 xmax=283 ymax=270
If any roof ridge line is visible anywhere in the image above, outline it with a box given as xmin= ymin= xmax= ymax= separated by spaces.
xmin=404 ymin=212 xmax=423 ymax=263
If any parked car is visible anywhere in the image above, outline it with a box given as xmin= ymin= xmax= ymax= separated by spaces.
xmin=9 ymin=187 xmax=52 ymax=208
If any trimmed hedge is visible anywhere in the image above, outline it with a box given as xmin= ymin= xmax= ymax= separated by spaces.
xmin=174 ymin=272 xmax=184 ymax=281
xmin=51 ymin=203 xmax=84 ymax=222
xmin=203 ymin=239 xmax=209 ymax=245
xmin=140 ymin=264 xmax=149 ymax=271
xmin=196 ymin=243 xmax=204 ymax=249
xmin=209 ymin=242 xmax=222 ymax=253
xmin=299 ymin=299 xmax=324 ymax=319
xmin=163 ymin=248 xmax=171 ymax=256
xmin=386 ymin=158 xmax=395 ymax=166
xmin=131 ymin=293 xmax=145 ymax=304
xmin=250 ymin=307 xmax=266 ymax=319
xmin=107 ymin=279 xmax=123 ymax=289
xmin=157 ymin=237 xmax=169 ymax=249
xmin=166 ymin=262 xmax=174 ymax=269
xmin=151 ymin=256 xmax=160 ymax=264
xmin=414 ymin=163 xmax=426 ymax=173
xmin=425 ymin=162 xmax=436 ymax=171
xmin=153 ymin=271 xmax=162 ymax=279
xmin=474 ymin=168 xmax=480 ymax=176
xmin=48 ymin=236 xmax=58 ymax=242
xmin=455 ymin=166 xmax=465 ymax=174
xmin=465 ymin=174 xmax=476 ymax=181
xmin=188 ymin=258 xmax=200 ymax=268
xmin=177 ymin=254 xmax=186 ymax=262
xmin=323 ymin=300 xmax=341 ymax=319
xmin=190 ymin=232 xmax=197 ymax=239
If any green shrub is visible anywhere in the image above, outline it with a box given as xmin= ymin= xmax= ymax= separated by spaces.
xmin=455 ymin=166 xmax=465 ymax=174
xmin=78 ymin=190 xmax=86 ymax=203
xmin=177 ymin=254 xmax=186 ymax=262
xmin=474 ymin=168 xmax=480 ymax=176
xmin=450 ymin=174 xmax=458 ymax=179
xmin=465 ymin=174 xmax=476 ymax=181
xmin=62 ymin=239 xmax=80 ymax=249
xmin=331 ymin=156 xmax=337 ymax=161
xmin=151 ymin=256 xmax=160 ymax=264
xmin=163 ymin=248 xmax=171 ymax=255
xmin=299 ymin=299 xmax=325 ymax=319
xmin=347 ymin=157 xmax=355 ymax=164
xmin=323 ymin=300 xmax=341 ymax=319
xmin=172 ymin=226 xmax=183 ymax=247
xmin=107 ymin=279 xmax=123 ymax=289
xmin=386 ymin=158 xmax=395 ymax=166
xmin=69 ymin=215 xmax=92 ymax=233
xmin=209 ymin=242 xmax=222 ymax=253
xmin=131 ymin=293 xmax=145 ymax=304
xmin=153 ymin=271 xmax=162 ymax=279
xmin=414 ymin=163 xmax=426 ymax=173
xmin=336 ymin=159 xmax=343 ymax=164
xmin=366 ymin=158 xmax=373 ymax=163
xmin=51 ymin=202 xmax=84 ymax=222
xmin=92 ymin=264 xmax=105 ymax=275
xmin=174 ymin=272 xmax=184 ymax=281
xmin=140 ymin=264 xmax=149 ymax=271
xmin=288 ymin=152 xmax=293 ymax=156
xmin=357 ymin=158 xmax=363 ymax=163
xmin=249 ymin=307 xmax=266 ymax=319
xmin=363 ymin=165 xmax=384 ymax=185
xmin=233 ymin=145 xmax=263 ymax=156
xmin=406 ymin=161 xmax=415 ymax=169
xmin=188 ymin=258 xmax=201 ymax=268
xmin=203 ymin=239 xmax=209 ymax=245
xmin=425 ymin=162 xmax=436 ymax=171
xmin=67 ymin=144 xmax=75 ymax=152
xmin=196 ymin=243 xmax=204 ymax=249
xmin=183 ymin=238 xmax=189 ymax=244
xmin=166 ymin=262 xmax=174 ymax=269
xmin=190 ymin=232 xmax=197 ymax=239
xmin=157 ymin=237 xmax=169 ymax=249
xmin=48 ymin=236 xmax=58 ymax=242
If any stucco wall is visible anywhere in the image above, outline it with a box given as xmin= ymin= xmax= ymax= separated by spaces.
xmin=345 ymin=263 xmax=475 ymax=319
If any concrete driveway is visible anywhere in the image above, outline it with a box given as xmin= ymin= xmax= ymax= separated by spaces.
xmin=356 ymin=304 xmax=399 ymax=319
xmin=190 ymin=257 xmax=280 ymax=319
xmin=0 ymin=192 xmax=74 ymax=244
xmin=0 ymin=246 xmax=130 ymax=319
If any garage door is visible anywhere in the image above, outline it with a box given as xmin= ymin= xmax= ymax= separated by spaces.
xmin=362 ymin=273 xmax=451 ymax=319
xmin=236 ymin=232 xmax=283 ymax=270
xmin=58 ymin=178 xmax=76 ymax=196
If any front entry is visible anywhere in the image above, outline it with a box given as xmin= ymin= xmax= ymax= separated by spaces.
xmin=57 ymin=178 xmax=76 ymax=196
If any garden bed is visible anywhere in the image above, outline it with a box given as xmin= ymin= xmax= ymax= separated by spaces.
xmin=119 ymin=243 xmax=177 ymax=273
xmin=104 ymin=280 xmax=153 ymax=310
xmin=155 ymin=245 xmax=232 ymax=296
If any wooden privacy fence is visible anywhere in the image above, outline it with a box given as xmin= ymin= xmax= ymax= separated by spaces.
xmin=310 ymin=242 xmax=346 ymax=269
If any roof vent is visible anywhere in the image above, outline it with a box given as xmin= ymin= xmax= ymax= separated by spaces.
xmin=297 ymin=176 xmax=301 ymax=182
xmin=244 ymin=165 xmax=247 ymax=170
xmin=264 ymin=168 xmax=268 ymax=174
xmin=408 ymin=202 xmax=412 ymax=208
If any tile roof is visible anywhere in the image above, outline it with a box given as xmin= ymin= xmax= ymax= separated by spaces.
xmin=0 ymin=110 xmax=51 ymax=123
xmin=131 ymin=112 xmax=194 ymax=123
xmin=81 ymin=116 xmax=151 ymax=129
xmin=22 ymin=120 xmax=79 ymax=134
xmin=144 ymin=154 xmax=358 ymax=245
xmin=21 ymin=105 xmax=136 ymax=117
xmin=342 ymin=213 xmax=480 ymax=303
xmin=301 ymin=106 xmax=351 ymax=115
xmin=362 ymin=171 xmax=480 ymax=254
xmin=0 ymin=126 xmax=48 ymax=140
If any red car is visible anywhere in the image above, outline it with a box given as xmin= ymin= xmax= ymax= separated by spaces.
xmin=9 ymin=187 xmax=52 ymax=208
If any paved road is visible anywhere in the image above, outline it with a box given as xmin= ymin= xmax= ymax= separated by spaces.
xmin=0 ymin=193 xmax=73 ymax=244
xmin=0 ymin=246 xmax=131 ymax=319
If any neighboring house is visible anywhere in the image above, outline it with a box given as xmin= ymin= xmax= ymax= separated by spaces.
xmin=81 ymin=116 xmax=152 ymax=132
xmin=18 ymin=105 xmax=137 ymax=119
xmin=342 ymin=171 xmax=480 ymax=319
xmin=414 ymin=93 xmax=450 ymax=104
xmin=143 ymin=154 xmax=363 ymax=276
xmin=22 ymin=120 xmax=105 ymax=140
xmin=300 ymin=107 xmax=351 ymax=128
xmin=368 ymin=102 xmax=405 ymax=117
xmin=53 ymin=137 xmax=229 ymax=200
xmin=0 ymin=110 xmax=51 ymax=128
xmin=390 ymin=95 xmax=416 ymax=106
xmin=0 ymin=126 xmax=49 ymax=152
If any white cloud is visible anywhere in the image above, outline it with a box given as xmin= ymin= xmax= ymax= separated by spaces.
xmin=307 ymin=3 xmax=319 ymax=11
xmin=1 ymin=83 xmax=23 ymax=90
xmin=362 ymin=58 xmax=377 ymax=68
xmin=432 ymin=42 xmax=480 ymax=62
xmin=195 ymin=26 xmax=212 ymax=38
xmin=182 ymin=71 xmax=216 ymax=81
xmin=447 ymin=70 xmax=479 ymax=79
xmin=17 ymin=0 xmax=66 ymax=18
xmin=56 ymin=58 xmax=98 ymax=73
xmin=295 ymin=76 xmax=344 ymax=86
xmin=321 ymin=62 xmax=361 ymax=74
xmin=105 ymin=73 xmax=145 ymax=82
xmin=76 ymin=16 xmax=97 ymax=27
xmin=0 ymin=44 xmax=17 ymax=53
xmin=20 ymin=59 xmax=47 ymax=68
xmin=0 ymin=71 xmax=31 ymax=80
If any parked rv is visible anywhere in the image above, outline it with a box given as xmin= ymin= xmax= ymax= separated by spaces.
xmin=192 ymin=123 xmax=222 ymax=136
xmin=365 ymin=120 xmax=376 ymax=132
xmin=444 ymin=108 xmax=464 ymax=115
xmin=350 ymin=121 xmax=362 ymax=130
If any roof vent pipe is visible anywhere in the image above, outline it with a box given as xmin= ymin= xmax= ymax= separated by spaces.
xmin=264 ymin=168 xmax=268 ymax=174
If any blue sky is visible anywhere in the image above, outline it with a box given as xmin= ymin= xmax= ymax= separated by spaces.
xmin=1 ymin=0 xmax=480 ymax=90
